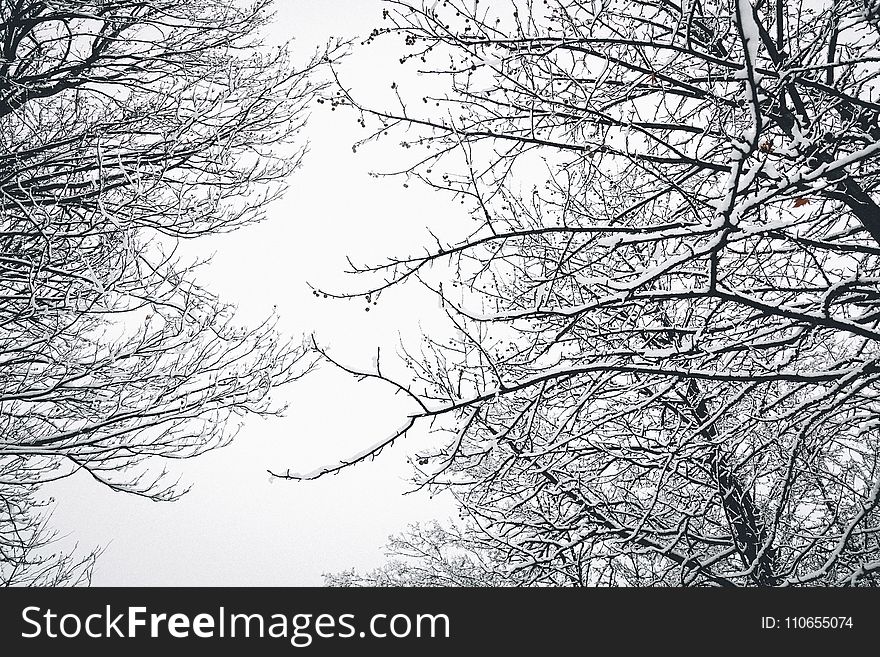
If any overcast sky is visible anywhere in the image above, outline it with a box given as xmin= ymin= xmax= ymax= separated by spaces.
xmin=41 ymin=0 xmax=461 ymax=586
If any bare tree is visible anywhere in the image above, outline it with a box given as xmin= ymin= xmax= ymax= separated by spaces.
xmin=0 ymin=0 xmax=337 ymax=584
xmin=299 ymin=0 xmax=880 ymax=586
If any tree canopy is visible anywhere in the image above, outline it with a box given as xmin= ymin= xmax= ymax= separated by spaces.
xmin=0 ymin=0 xmax=334 ymax=585
xmin=312 ymin=0 xmax=880 ymax=586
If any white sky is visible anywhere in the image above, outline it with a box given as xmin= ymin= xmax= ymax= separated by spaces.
xmin=41 ymin=0 xmax=461 ymax=586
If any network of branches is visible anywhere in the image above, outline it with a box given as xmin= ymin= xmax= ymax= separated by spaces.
xmin=311 ymin=0 xmax=880 ymax=586
xmin=0 ymin=0 xmax=336 ymax=585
